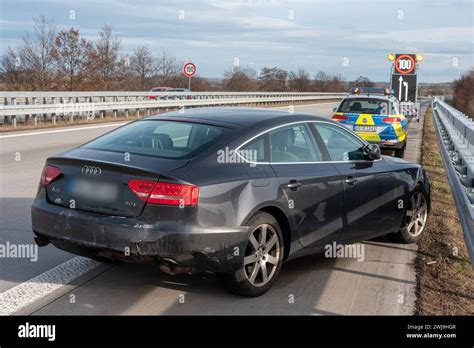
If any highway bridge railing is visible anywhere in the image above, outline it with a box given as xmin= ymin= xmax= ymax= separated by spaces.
xmin=432 ymin=97 xmax=474 ymax=264
xmin=0 ymin=91 xmax=345 ymax=127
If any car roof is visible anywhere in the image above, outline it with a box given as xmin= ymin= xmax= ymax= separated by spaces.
xmin=145 ymin=107 xmax=329 ymax=128
xmin=343 ymin=94 xmax=398 ymax=102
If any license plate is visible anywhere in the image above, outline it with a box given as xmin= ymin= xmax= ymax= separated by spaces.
xmin=70 ymin=178 xmax=119 ymax=202
xmin=354 ymin=125 xmax=377 ymax=132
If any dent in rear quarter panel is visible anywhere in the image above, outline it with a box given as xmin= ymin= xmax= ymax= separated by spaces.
xmin=388 ymin=158 xmax=427 ymax=226
xmin=163 ymin=156 xmax=298 ymax=252
xmin=167 ymin=159 xmax=278 ymax=226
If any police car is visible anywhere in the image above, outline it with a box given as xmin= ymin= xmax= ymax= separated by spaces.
xmin=332 ymin=88 xmax=408 ymax=158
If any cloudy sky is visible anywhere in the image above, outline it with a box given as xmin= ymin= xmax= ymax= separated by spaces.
xmin=1 ymin=0 xmax=472 ymax=82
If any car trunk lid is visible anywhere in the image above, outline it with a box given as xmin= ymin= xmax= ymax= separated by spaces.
xmin=44 ymin=148 xmax=189 ymax=217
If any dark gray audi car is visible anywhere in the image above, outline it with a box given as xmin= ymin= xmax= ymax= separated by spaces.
xmin=31 ymin=107 xmax=430 ymax=296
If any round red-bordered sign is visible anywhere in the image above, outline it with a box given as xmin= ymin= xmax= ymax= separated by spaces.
xmin=183 ymin=62 xmax=196 ymax=77
xmin=395 ymin=54 xmax=415 ymax=74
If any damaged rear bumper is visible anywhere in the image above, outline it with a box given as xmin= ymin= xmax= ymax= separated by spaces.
xmin=31 ymin=195 xmax=249 ymax=273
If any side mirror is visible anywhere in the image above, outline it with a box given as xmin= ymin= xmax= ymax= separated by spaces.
xmin=364 ymin=144 xmax=381 ymax=160
xmin=332 ymin=107 xmax=337 ymax=112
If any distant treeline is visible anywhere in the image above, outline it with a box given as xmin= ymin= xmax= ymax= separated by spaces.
xmin=0 ymin=16 xmax=376 ymax=93
xmin=452 ymin=70 xmax=474 ymax=117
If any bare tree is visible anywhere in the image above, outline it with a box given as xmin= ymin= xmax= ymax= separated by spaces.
xmin=18 ymin=16 xmax=56 ymax=90
xmin=52 ymin=28 xmax=93 ymax=90
xmin=156 ymin=49 xmax=180 ymax=86
xmin=0 ymin=47 xmax=26 ymax=90
xmin=223 ymin=67 xmax=258 ymax=91
xmin=352 ymin=75 xmax=374 ymax=88
xmin=258 ymin=67 xmax=287 ymax=91
xmin=313 ymin=71 xmax=330 ymax=91
xmin=288 ymin=68 xmax=312 ymax=92
xmin=90 ymin=25 xmax=121 ymax=90
xmin=326 ymin=73 xmax=346 ymax=92
xmin=130 ymin=45 xmax=156 ymax=90
xmin=114 ymin=54 xmax=135 ymax=90
xmin=188 ymin=76 xmax=210 ymax=91
xmin=453 ymin=69 xmax=474 ymax=117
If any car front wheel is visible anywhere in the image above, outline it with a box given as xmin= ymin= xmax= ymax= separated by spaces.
xmin=218 ymin=212 xmax=284 ymax=297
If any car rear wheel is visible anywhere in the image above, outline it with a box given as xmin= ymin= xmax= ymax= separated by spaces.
xmin=390 ymin=187 xmax=429 ymax=243
xmin=217 ymin=212 xmax=284 ymax=297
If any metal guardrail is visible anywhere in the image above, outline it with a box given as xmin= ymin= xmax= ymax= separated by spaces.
xmin=0 ymin=91 xmax=345 ymax=127
xmin=432 ymin=97 xmax=474 ymax=264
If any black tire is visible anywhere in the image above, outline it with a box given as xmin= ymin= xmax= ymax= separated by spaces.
xmin=394 ymin=145 xmax=406 ymax=158
xmin=217 ymin=212 xmax=284 ymax=297
xmin=389 ymin=187 xmax=429 ymax=243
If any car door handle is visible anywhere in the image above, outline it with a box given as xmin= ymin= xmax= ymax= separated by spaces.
xmin=345 ymin=176 xmax=358 ymax=185
xmin=287 ymin=180 xmax=302 ymax=190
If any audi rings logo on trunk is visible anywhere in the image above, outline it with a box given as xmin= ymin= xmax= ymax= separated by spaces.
xmin=81 ymin=165 xmax=102 ymax=175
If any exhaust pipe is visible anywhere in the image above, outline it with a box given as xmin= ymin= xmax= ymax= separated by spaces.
xmin=34 ymin=233 xmax=51 ymax=247
xmin=156 ymin=258 xmax=193 ymax=275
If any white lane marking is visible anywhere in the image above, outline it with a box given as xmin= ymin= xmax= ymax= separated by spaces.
xmin=0 ymin=123 xmax=127 ymax=139
xmin=0 ymin=256 xmax=101 ymax=315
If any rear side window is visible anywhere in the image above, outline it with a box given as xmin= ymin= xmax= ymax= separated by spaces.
xmin=82 ymin=120 xmax=231 ymax=159
xmin=269 ymin=124 xmax=322 ymax=163
xmin=238 ymin=136 xmax=266 ymax=162
xmin=315 ymin=124 xmax=366 ymax=161
xmin=337 ymin=98 xmax=389 ymax=114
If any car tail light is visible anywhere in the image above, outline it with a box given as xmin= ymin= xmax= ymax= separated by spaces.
xmin=382 ymin=117 xmax=402 ymax=123
xmin=128 ymin=179 xmax=199 ymax=206
xmin=149 ymin=182 xmax=199 ymax=206
xmin=128 ymin=179 xmax=156 ymax=201
xmin=149 ymin=95 xmax=156 ymax=100
xmin=332 ymin=114 xmax=349 ymax=121
xmin=40 ymin=165 xmax=61 ymax=185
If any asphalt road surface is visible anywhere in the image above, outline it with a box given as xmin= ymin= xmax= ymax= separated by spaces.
xmin=0 ymin=102 xmax=422 ymax=315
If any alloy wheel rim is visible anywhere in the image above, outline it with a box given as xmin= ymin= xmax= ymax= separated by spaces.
xmin=244 ymin=223 xmax=281 ymax=287
xmin=406 ymin=192 xmax=428 ymax=237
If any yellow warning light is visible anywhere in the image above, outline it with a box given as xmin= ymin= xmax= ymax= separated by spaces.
xmin=416 ymin=54 xmax=424 ymax=62
xmin=387 ymin=54 xmax=395 ymax=61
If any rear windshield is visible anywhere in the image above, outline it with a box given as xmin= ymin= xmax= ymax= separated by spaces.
xmin=337 ymin=98 xmax=389 ymax=114
xmin=82 ymin=120 xmax=232 ymax=159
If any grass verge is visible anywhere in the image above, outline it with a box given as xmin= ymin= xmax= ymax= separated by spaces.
xmin=415 ymin=106 xmax=474 ymax=315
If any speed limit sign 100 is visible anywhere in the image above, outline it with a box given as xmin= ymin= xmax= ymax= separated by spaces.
xmin=183 ymin=62 xmax=196 ymax=77
xmin=395 ymin=54 xmax=416 ymax=75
